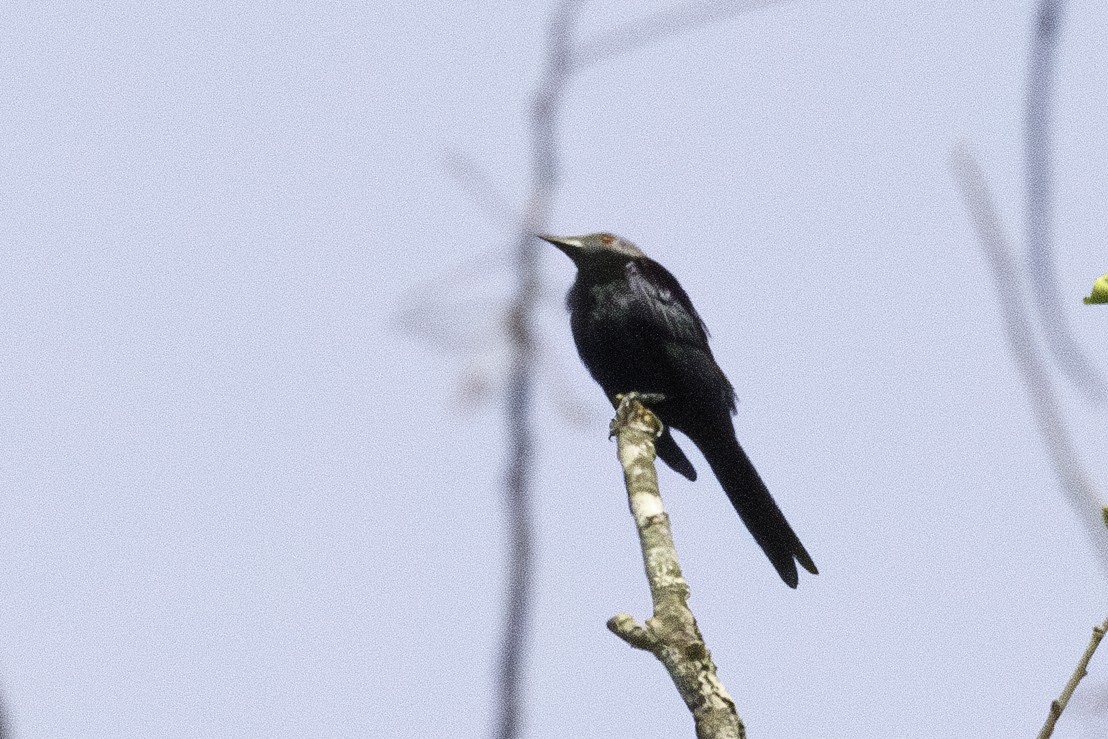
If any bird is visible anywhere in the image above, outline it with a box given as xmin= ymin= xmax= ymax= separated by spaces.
xmin=539 ymin=232 xmax=817 ymax=587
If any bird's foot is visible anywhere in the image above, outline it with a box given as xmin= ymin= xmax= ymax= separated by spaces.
xmin=609 ymin=392 xmax=666 ymax=439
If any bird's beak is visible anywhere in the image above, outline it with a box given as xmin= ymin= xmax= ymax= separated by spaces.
xmin=536 ymin=233 xmax=583 ymax=258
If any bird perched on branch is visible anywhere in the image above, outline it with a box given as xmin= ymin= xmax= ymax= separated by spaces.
xmin=540 ymin=232 xmax=816 ymax=587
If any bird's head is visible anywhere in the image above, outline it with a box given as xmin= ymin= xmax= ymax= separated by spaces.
xmin=536 ymin=232 xmax=645 ymax=267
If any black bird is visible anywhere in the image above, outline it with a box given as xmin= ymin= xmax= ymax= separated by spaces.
xmin=540 ymin=232 xmax=817 ymax=587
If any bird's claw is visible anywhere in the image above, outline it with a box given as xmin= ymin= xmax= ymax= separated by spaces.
xmin=609 ymin=392 xmax=666 ymax=439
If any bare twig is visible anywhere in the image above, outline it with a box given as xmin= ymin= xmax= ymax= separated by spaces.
xmin=950 ymin=143 xmax=1108 ymax=575
xmin=608 ymin=394 xmax=744 ymax=739
xmin=574 ymin=0 xmax=787 ymax=69
xmin=1037 ymin=618 xmax=1108 ymax=739
xmin=1023 ymin=0 xmax=1107 ymax=402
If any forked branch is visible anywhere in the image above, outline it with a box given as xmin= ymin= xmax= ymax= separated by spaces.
xmin=1037 ymin=618 xmax=1108 ymax=739
xmin=608 ymin=393 xmax=744 ymax=739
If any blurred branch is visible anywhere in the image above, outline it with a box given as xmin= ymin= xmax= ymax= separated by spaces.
xmin=607 ymin=394 xmax=744 ymax=739
xmin=443 ymin=149 xmax=519 ymax=231
xmin=494 ymin=2 xmax=583 ymax=738
xmin=394 ymin=247 xmax=511 ymax=352
xmin=950 ymin=143 xmax=1108 ymax=576
xmin=574 ymin=0 xmax=786 ymax=69
xmin=1037 ymin=618 xmax=1108 ymax=739
xmin=1023 ymin=0 xmax=1107 ymax=401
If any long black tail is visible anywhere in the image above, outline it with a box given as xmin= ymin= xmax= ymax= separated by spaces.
xmin=696 ymin=432 xmax=817 ymax=587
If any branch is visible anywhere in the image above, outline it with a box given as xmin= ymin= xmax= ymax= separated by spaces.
xmin=1037 ymin=618 xmax=1108 ymax=739
xmin=494 ymin=4 xmax=584 ymax=738
xmin=607 ymin=393 xmax=745 ymax=739
xmin=486 ymin=2 xmax=800 ymax=734
xmin=573 ymin=0 xmax=788 ymax=69
xmin=1023 ymin=0 xmax=1107 ymax=401
xmin=950 ymin=143 xmax=1108 ymax=577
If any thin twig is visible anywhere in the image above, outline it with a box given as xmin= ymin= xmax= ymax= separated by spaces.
xmin=950 ymin=143 xmax=1108 ymax=576
xmin=1023 ymin=0 xmax=1107 ymax=402
xmin=1037 ymin=618 xmax=1108 ymax=739
xmin=608 ymin=394 xmax=744 ymax=739
xmin=574 ymin=0 xmax=788 ymax=69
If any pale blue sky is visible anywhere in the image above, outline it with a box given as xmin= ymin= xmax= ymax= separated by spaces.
xmin=2 ymin=2 xmax=1106 ymax=737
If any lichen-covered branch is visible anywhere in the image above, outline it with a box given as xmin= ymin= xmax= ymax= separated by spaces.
xmin=1036 ymin=618 xmax=1108 ymax=739
xmin=607 ymin=393 xmax=744 ymax=739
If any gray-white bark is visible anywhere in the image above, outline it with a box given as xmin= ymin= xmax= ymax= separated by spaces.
xmin=608 ymin=394 xmax=744 ymax=739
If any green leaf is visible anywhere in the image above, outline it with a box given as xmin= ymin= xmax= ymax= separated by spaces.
xmin=1083 ymin=273 xmax=1108 ymax=305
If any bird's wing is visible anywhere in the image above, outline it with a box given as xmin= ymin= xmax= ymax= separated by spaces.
xmin=626 ymin=258 xmax=737 ymax=415
xmin=624 ymin=258 xmax=711 ymax=347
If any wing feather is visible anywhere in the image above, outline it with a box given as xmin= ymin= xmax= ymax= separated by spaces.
xmin=624 ymin=259 xmax=711 ymax=347
xmin=625 ymin=258 xmax=737 ymax=414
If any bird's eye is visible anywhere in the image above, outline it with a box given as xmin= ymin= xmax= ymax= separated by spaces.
xmin=600 ymin=234 xmax=614 ymax=245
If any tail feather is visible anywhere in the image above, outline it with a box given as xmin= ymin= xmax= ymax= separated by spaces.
xmin=656 ymin=426 xmax=697 ymax=481
xmin=697 ymin=433 xmax=817 ymax=587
